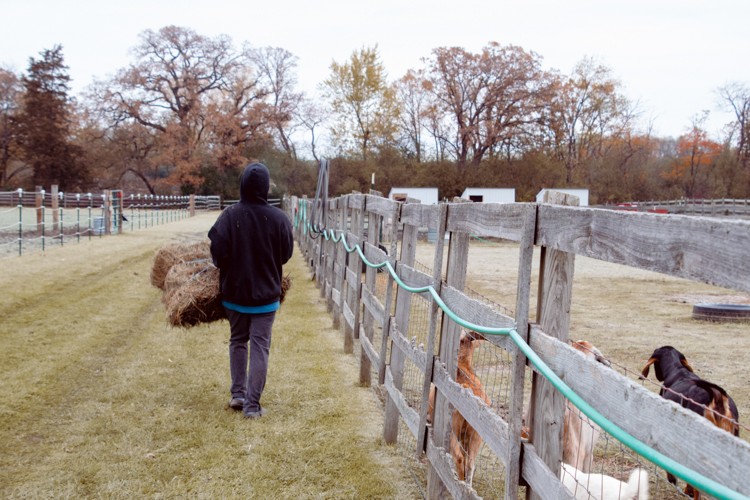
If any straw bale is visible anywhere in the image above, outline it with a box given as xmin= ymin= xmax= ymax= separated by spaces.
xmin=163 ymin=261 xmax=225 ymax=328
xmin=280 ymin=274 xmax=292 ymax=303
xmin=150 ymin=240 xmax=211 ymax=290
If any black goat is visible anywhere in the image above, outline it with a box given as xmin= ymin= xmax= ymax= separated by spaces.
xmin=641 ymin=345 xmax=739 ymax=498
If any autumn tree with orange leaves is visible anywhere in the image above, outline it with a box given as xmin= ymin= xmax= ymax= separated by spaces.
xmin=89 ymin=26 xmax=298 ymax=194
xmin=663 ymin=112 xmax=722 ymax=198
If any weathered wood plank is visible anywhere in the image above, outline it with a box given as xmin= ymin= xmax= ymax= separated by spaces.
xmin=441 ymin=285 xmax=515 ymax=353
xmin=528 ymin=192 xmax=577 ymax=500
xmin=400 ymin=203 xmax=441 ymax=229
xmin=360 ymin=327 xmax=379 ymax=368
xmin=521 ymin=442 xmax=576 ymax=500
xmin=384 ymin=368 xmax=420 ymax=438
xmin=383 ymin=221 xmax=419 ymax=444
xmin=395 ymin=262 xmax=434 ymax=301
xmin=505 ymin=201 xmax=537 ymax=499
xmin=389 ymin=322 xmax=428 ymax=373
xmin=446 ymin=202 xmax=536 ymax=242
xmin=364 ymin=194 xmax=400 ymax=218
xmin=331 ymin=288 xmax=341 ymax=307
xmin=347 ymin=193 xmax=365 ymax=210
xmin=343 ymin=301 xmax=354 ymax=331
xmin=345 ymin=266 xmax=359 ymax=288
xmin=425 ymin=437 xmax=482 ymax=500
xmin=361 ymin=286 xmax=385 ymax=324
xmin=536 ymin=205 xmax=750 ymax=293
xmin=363 ymin=241 xmax=389 ymax=268
xmin=529 ymin=325 xmax=750 ymax=496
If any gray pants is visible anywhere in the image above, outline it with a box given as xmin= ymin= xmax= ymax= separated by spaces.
xmin=225 ymin=309 xmax=276 ymax=413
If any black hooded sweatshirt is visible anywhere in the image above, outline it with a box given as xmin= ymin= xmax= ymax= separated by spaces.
xmin=208 ymin=163 xmax=294 ymax=307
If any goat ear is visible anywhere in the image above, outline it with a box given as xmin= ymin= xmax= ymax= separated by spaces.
xmin=681 ymin=357 xmax=695 ymax=372
xmin=640 ymin=358 xmax=656 ymax=379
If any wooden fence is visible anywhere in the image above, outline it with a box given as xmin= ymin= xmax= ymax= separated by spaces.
xmin=621 ymin=198 xmax=750 ymax=217
xmin=287 ymin=192 xmax=750 ymax=499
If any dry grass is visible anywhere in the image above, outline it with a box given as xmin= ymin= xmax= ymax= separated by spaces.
xmin=0 ymin=213 xmax=420 ymax=499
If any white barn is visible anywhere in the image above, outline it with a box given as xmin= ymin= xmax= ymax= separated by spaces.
xmin=460 ymin=188 xmax=516 ymax=203
xmin=388 ymin=187 xmax=439 ymax=204
xmin=535 ymin=188 xmax=589 ymax=206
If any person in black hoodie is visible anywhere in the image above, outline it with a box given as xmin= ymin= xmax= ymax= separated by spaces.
xmin=208 ymin=162 xmax=294 ymax=419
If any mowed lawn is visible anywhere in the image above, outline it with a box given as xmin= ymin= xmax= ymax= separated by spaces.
xmin=0 ymin=212 xmax=420 ymax=499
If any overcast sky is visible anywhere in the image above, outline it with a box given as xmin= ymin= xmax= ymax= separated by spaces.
xmin=1 ymin=0 xmax=748 ymax=139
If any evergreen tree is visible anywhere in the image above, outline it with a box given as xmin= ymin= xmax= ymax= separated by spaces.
xmin=18 ymin=45 xmax=88 ymax=190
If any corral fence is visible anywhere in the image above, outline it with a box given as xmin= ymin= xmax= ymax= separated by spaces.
xmin=0 ymin=186 xmax=221 ymax=256
xmin=612 ymin=198 xmax=750 ymax=217
xmin=286 ymin=191 xmax=750 ymax=499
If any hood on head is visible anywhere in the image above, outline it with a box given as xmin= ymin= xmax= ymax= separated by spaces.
xmin=240 ymin=162 xmax=270 ymax=203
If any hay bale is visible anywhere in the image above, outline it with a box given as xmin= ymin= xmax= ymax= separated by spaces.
xmin=280 ymin=274 xmax=292 ymax=304
xmin=163 ymin=261 xmax=225 ymax=328
xmin=154 ymin=237 xmax=293 ymax=327
xmin=150 ymin=240 xmax=211 ymax=290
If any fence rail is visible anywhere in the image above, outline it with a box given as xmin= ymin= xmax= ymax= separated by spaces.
xmin=614 ymin=198 xmax=750 ymax=216
xmin=0 ymin=188 xmax=220 ymax=257
xmin=288 ymin=192 xmax=750 ymax=500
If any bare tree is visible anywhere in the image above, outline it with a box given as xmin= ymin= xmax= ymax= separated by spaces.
xmin=295 ymin=98 xmax=328 ymax=163
xmin=545 ymin=57 xmax=635 ymax=184
xmin=393 ymin=69 xmax=430 ymax=162
xmin=426 ymin=43 xmax=552 ymax=169
xmin=718 ymin=82 xmax=750 ymax=174
xmin=251 ymin=46 xmax=304 ymax=160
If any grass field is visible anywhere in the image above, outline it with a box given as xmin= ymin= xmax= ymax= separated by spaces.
xmin=0 ymin=212 xmax=420 ymax=499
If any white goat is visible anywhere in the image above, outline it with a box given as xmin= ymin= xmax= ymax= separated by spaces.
xmin=561 ymin=462 xmax=649 ymax=500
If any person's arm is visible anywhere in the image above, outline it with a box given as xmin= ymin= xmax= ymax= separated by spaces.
xmin=208 ymin=212 xmax=230 ymax=269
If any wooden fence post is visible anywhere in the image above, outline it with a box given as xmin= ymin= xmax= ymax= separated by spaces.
xmin=360 ymin=197 xmax=382 ymax=386
xmin=427 ymin=203 xmax=469 ymax=499
xmin=342 ymin=195 xmax=364 ymax=354
xmin=35 ymin=186 xmax=43 ymax=236
xmin=332 ymin=197 xmax=346 ymax=330
xmin=375 ymin=198 xmax=401 ymax=386
xmin=51 ymin=184 xmax=59 ymax=234
xmin=526 ymin=191 xmax=578 ymax=500
xmin=505 ymin=205 xmax=537 ymax=500
xmin=383 ymin=206 xmax=418 ymax=444
xmin=324 ymin=199 xmax=337 ymax=310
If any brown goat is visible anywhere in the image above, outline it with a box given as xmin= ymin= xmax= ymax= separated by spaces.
xmin=522 ymin=340 xmax=610 ymax=474
xmin=449 ymin=330 xmax=491 ymax=484
xmin=563 ymin=340 xmax=610 ymax=473
xmin=641 ymin=345 xmax=739 ymax=499
xmin=426 ymin=330 xmax=491 ymax=484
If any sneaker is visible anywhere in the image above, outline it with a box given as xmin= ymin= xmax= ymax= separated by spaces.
xmin=228 ymin=398 xmax=245 ymax=411
xmin=243 ymin=407 xmax=267 ymax=419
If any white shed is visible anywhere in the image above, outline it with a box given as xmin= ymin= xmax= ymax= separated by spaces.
xmin=535 ymin=188 xmax=589 ymax=206
xmin=460 ymin=188 xmax=516 ymax=203
xmin=388 ymin=187 xmax=439 ymax=204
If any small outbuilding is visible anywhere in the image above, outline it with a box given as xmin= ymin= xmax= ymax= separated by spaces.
xmin=388 ymin=187 xmax=439 ymax=204
xmin=535 ymin=188 xmax=589 ymax=206
xmin=460 ymin=188 xmax=516 ymax=203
